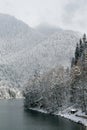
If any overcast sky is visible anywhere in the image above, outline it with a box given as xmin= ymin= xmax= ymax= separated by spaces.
xmin=0 ymin=0 xmax=87 ymax=33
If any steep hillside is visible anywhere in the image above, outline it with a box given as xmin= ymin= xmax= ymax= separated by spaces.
xmin=0 ymin=14 xmax=45 ymax=97
xmin=30 ymin=30 xmax=81 ymax=68
xmin=7 ymin=30 xmax=81 ymax=87
xmin=0 ymin=14 xmax=45 ymax=60
xmin=0 ymin=14 xmax=81 ymax=91
xmin=24 ymin=34 xmax=87 ymax=126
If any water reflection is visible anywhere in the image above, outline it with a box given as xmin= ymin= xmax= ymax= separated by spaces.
xmin=0 ymin=99 xmax=85 ymax=130
xmin=24 ymin=109 xmax=85 ymax=130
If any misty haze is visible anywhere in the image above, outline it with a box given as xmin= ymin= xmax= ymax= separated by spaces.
xmin=0 ymin=0 xmax=86 ymax=130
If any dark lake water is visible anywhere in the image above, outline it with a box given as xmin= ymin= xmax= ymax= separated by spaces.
xmin=0 ymin=99 xmax=85 ymax=130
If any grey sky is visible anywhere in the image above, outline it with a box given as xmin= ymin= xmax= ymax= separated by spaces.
xmin=0 ymin=0 xmax=86 ymax=33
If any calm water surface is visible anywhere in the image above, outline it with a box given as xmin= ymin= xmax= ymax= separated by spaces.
xmin=0 ymin=99 xmax=85 ymax=130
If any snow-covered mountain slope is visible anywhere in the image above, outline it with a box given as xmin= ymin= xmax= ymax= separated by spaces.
xmin=7 ymin=30 xmax=81 ymax=87
xmin=0 ymin=64 xmax=20 ymax=87
xmin=29 ymin=30 xmax=81 ymax=68
xmin=0 ymin=14 xmax=46 ymax=75
xmin=0 ymin=14 xmax=46 ymax=97
xmin=0 ymin=14 xmax=81 ymax=90
xmin=0 ymin=14 xmax=45 ymax=60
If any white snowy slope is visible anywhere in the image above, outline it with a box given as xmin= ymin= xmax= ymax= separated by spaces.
xmin=0 ymin=13 xmax=45 ymax=60
xmin=29 ymin=30 xmax=81 ymax=68
xmin=7 ymin=30 xmax=81 ymax=86
xmin=0 ymin=86 xmax=22 ymax=99
xmin=0 ymin=14 xmax=45 ymax=98
xmin=0 ymin=14 xmax=81 ymax=98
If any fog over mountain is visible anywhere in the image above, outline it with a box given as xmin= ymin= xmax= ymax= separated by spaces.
xmin=35 ymin=23 xmax=62 ymax=36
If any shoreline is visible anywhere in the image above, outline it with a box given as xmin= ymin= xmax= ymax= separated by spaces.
xmin=58 ymin=112 xmax=87 ymax=127
xmin=29 ymin=107 xmax=87 ymax=128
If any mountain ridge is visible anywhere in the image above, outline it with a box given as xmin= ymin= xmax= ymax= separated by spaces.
xmin=0 ymin=13 xmax=81 ymax=91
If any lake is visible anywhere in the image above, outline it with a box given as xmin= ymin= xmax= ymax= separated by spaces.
xmin=0 ymin=99 xmax=85 ymax=130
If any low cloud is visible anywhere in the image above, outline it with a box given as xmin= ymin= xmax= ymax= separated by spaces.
xmin=62 ymin=0 xmax=87 ymax=33
xmin=0 ymin=0 xmax=87 ymax=33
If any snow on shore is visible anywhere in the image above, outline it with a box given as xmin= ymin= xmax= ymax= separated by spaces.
xmin=29 ymin=108 xmax=48 ymax=114
xmin=0 ymin=86 xmax=23 ymax=99
xmin=28 ymin=107 xmax=87 ymax=127
xmin=58 ymin=110 xmax=87 ymax=127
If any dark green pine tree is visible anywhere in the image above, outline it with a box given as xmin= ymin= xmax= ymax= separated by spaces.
xmin=71 ymin=57 xmax=75 ymax=67
xmin=83 ymin=33 xmax=86 ymax=43
xmin=79 ymin=39 xmax=83 ymax=56
xmin=75 ymin=43 xmax=80 ymax=64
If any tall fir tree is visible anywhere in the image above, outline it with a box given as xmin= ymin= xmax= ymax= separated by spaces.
xmin=71 ymin=57 xmax=75 ymax=67
xmin=83 ymin=33 xmax=86 ymax=43
xmin=79 ymin=39 xmax=83 ymax=56
xmin=75 ymin=43 xmax=80 ymax=64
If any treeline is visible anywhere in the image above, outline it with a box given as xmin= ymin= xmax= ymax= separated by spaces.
xmin=24 ymin=67 xmax=70 ymax=114
xmin=70 ymin=34 xmax=87 ymax=114
xmin=24 ymin=34 xmax=87 ymax=114
xmin=71 ymin=33 xmax=87 ymax=67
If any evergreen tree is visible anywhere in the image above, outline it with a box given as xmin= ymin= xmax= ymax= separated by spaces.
xmin=79 ymin=39 xmax=83 ymax=56
xmin=71 ymin=57 xmax=75 ymax=67
xmin=83 ymin=33 xmax=86 ymax=43
xmin=75 ymin=43 xmax=80 ymax=64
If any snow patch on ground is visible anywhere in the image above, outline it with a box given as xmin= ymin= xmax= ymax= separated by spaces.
xmin=29 ymin=108 xmax=48 ymax=114
xmin=0 ymin=86 xmax=23 ymax=99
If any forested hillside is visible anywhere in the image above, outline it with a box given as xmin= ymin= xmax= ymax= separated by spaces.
xmin=0 ymin=14 xmax=81 ymax=99
xmin=24 ymin=34 xmax=87 ymax=118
